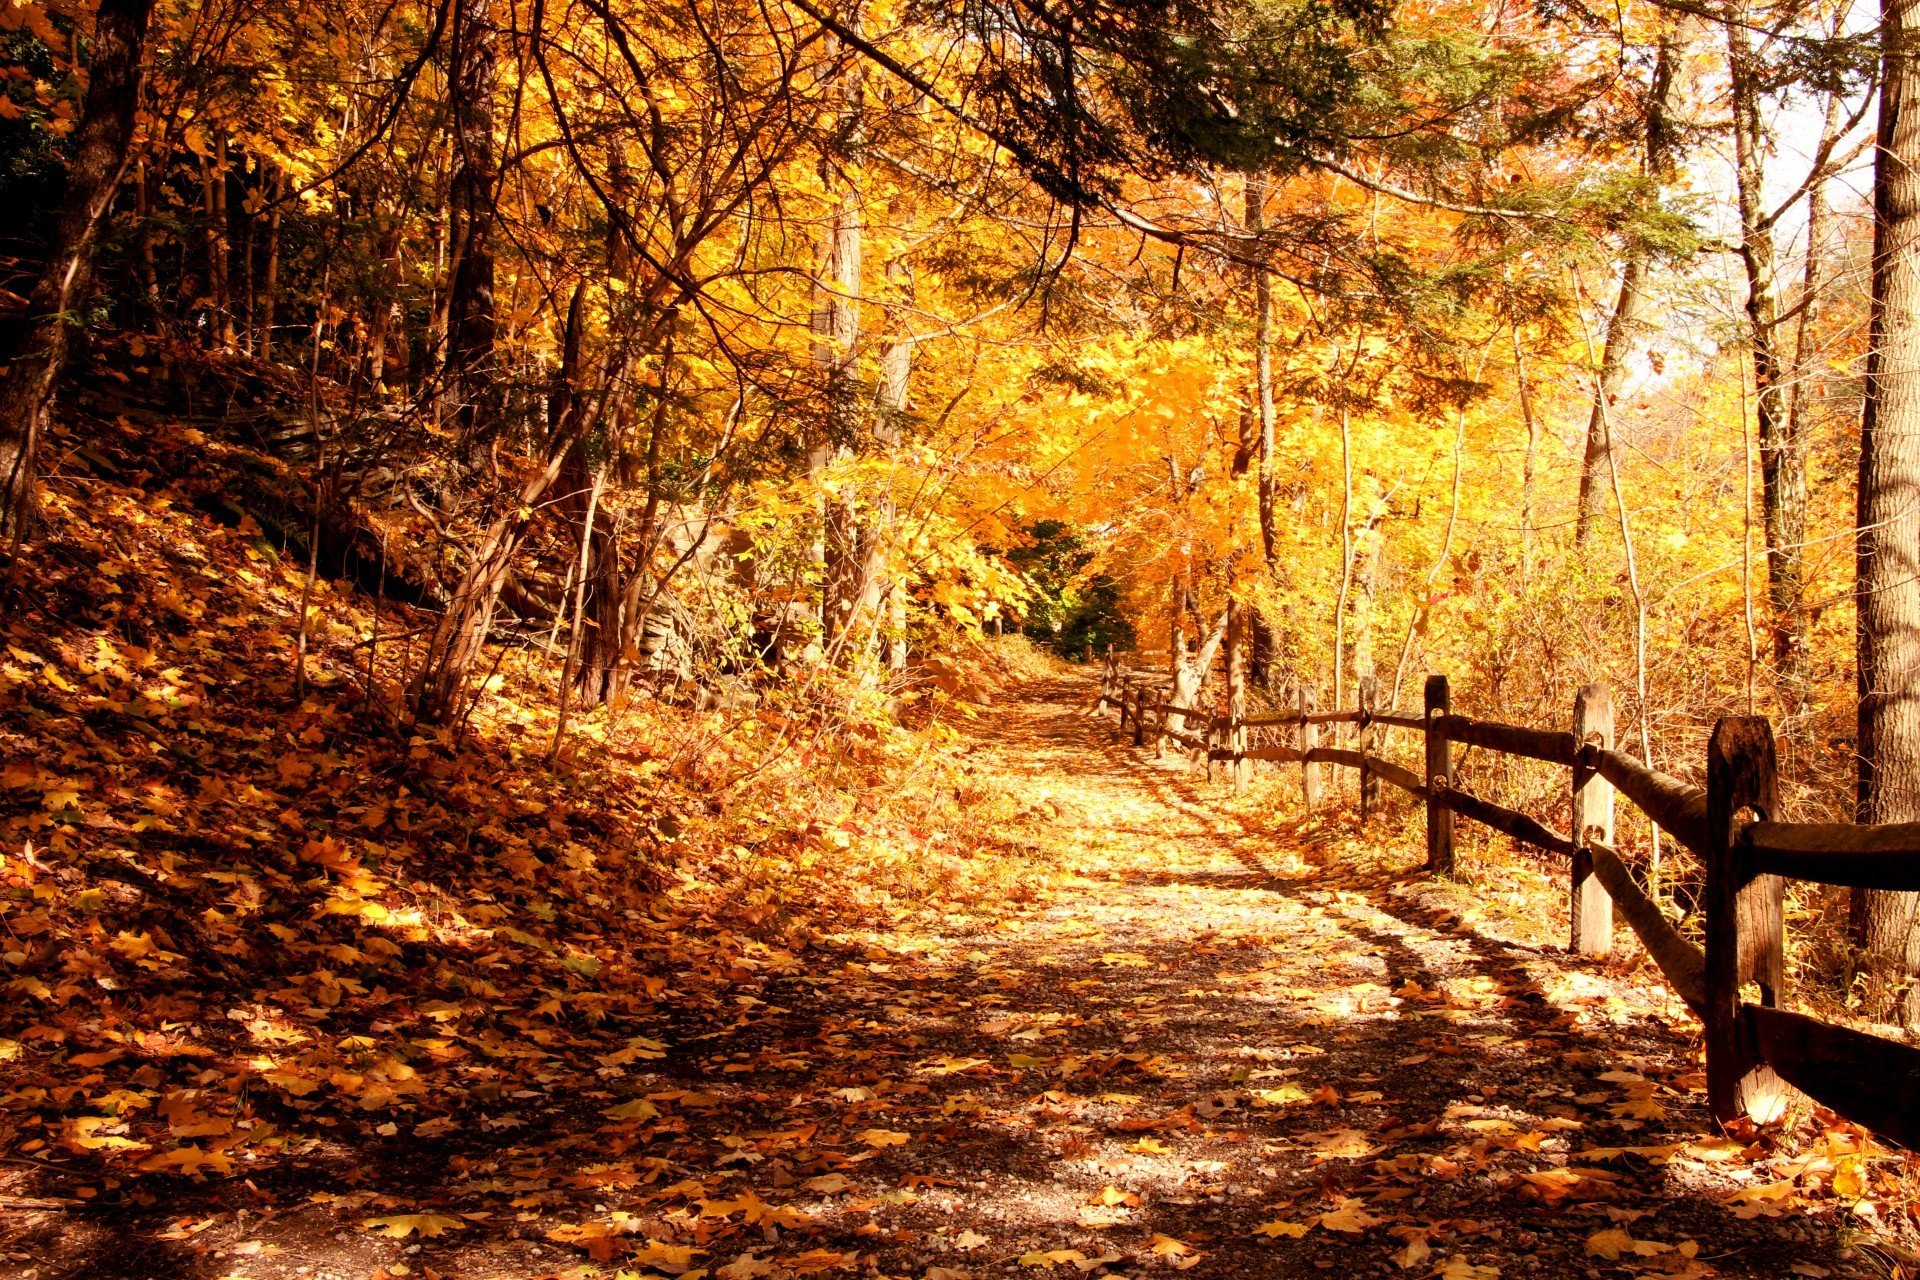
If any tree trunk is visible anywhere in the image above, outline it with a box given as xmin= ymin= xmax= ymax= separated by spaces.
xmin=133 ymin=157 xmax=160 ymax=324
xmin=1727 ymin=13 xmax=1811 ymax=737
xmin=445 ymin=0 xmax=498 ymax=451
xmin=872 ymin=261 xmax=914 ymax=674
xmin=1576 ymin=36 xmax=1677 ymax=546
xmin=0 ymin=0 xmax=155 ymax=549
xmin=815 ymin=187 xmax=864 ymax=658
xmin=260 ymin=167 xmax=283 ymax=359
xmin=1246 ymin=172 xmax=1277 ymax=567
xmin=200 ymin=137 xmax=233 ymax=349
xmin=411 ymin=445 xmax=575 ymax=724
xmin=553 ymin=284 xmax=623 ymax=707
xmin=1854 ymin=0 xmax=1920 ymax=1027
xmin=1514 ymin=324 xmax=1539 ymax=588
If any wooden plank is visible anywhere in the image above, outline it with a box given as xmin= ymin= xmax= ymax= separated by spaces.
xmin=1436 ymin=714 xmax=1577 ymax=767
xmin=1297 ymin=747 xmax=1425 ymax=797
xmin=1704 ymin=718 xmax=1788 ymax=1126
xmin=1301 ymin=686 xmax=1321 ymax=813
xmin=1584 ymin=746 xmax=1710 ymax=856
xmin=1571 ymin=683 xmax=1616 ymax=957
xmin=1241 ymin=711 xmax=1304 ymax=728
xmin=1226 ymin=601 xmax=1249 ymax=789
xmin=1365 ymin=753 xmax=1426 ymax=798
xmin=1441 ymin=787 xmax=1576 ymax=858
xmin=1426 ymin=676 xmax=1453 ymax=871
xmin=1370 ymin=711 xmax=1428 ymax=731
xmin=1740 ymin=821 xmax=1920 ymax=890
xmin=1307 ymin=746 xmax=1366 ymax=771
xmin=1746 ymin=1004 xmax=1920 ymax=1149
xmin=1358 ymin=677 xmax=1381 ymax=825
xmin=1587 ymin=841 xmax=1705 ymax=1016
xmin=1226 ymin=744 xmax=1308 ymax=764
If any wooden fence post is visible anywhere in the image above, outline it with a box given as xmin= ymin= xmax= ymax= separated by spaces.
xmin=1226 ymin=601 xmax=1249 ymax=789
xmin=1358 ymin=676 xmax=1380 ymax=823
xmin=1425 ymin=674 xmax=1453 ymax=873
xmin=1570 ymin=683 xmax=1615 ymax=955
xmin=1300 ymin=685 xmax=1320 ymax=813
xmin=1705 ymin=717 xmax=1788 ymax=1126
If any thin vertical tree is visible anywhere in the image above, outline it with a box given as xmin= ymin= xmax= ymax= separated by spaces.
xmin=1575 ymin=35 xmax=1678 ymax=546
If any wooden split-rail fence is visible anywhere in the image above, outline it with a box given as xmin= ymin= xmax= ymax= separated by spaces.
xmin=1093 ymin=654 xmax=1920 ymax=1147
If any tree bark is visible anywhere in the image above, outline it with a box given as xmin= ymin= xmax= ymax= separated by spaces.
xmin=260 ymin=167 xmax=283 ymax=359
xmin=1727 ymin=12 xmax=1811 ymax=734
xmin=871 ymin=258 xmax=914 ymax=674
xmin=1514 ymin=323 xmax=1539 ymax=588
xmin=200 ymin=136 xmax=233 ymax=349
xmin=815 ymin=179 xmax=864 ymax=659
xmin=1576 ymin=36 xmax=1677 ymax=546
xmin=445 ymin=0 xmax=499 ymax=451
xmin=0 ymin=0 xmax=156 ymax=549
xmin=1246 ymin=172 xmax=1277 ymax=567
xmin=1854 ymin=0 xmax=1920 ymax=1027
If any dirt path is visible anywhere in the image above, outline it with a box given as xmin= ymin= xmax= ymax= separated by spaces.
xmin=7 ymin=679 xmax=1885 ymax=1280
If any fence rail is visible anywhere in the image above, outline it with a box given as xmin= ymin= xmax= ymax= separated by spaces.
xmin=1091 ymin=652 xmax=1920 ymax=1149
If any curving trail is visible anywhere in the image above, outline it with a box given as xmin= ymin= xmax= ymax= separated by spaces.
xmin=834 ymin=676 xmax=1872 ymax=1279
xmin=10 ymin=678 xmax=1882 ymax=1280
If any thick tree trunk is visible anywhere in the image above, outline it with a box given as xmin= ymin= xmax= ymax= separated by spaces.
xmin=1576 ymin=37 xmax=1677 ymax=546
xmin=1855 ymin=0 xmax=1920 ymax=1027
xmin=410 ymin=446 xmax=576 ymax=724
xmin=0 ymin=0 xmax=155 ymax=549
xmin=552 ymin=285 xmax=624 ymax=707
xmin=445 ymin=0 xmax=499 ymax=451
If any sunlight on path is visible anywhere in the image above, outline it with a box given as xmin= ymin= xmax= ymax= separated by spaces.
xmin=859 ymin=677 xmax=1869 ymax=1279
xmin=12 ymin=680 xmax=1876 ymax=1280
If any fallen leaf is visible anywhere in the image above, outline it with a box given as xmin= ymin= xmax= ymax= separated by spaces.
xmin=363 ymin=1214 xmax=464 ymax=1239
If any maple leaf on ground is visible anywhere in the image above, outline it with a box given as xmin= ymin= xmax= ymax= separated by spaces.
xmin=362 ymin=1213 xmax=464 ymax=1238
xmin=139 ymin=1146 xmax=232 ymax=1176
xmin=1393 ymin=1235 xmax=1433 ymax=1269
xmin=1305 ymin=1127 xmax=1378 ymax=1160
xmin=1435 ymin=1258 xmax=1500 ymax=1279
xmin=1725 ymin=1181 xmax=1801 ymax=1218
xmin=1253 ymin=1219 xmax=1309 ymax=1238
xmin=1020 ymin=1250 xmax=1088 ymax=1268
xmin=859 ymin=1127 xmax=911 ymax=1147
xmin=631 ymin=1239 xmax=703 ymax=1270
xmin=786 ymin=1248 xmax=859 ymax=1274
xmin=1586 ymin=1228 xmax=1671 ymax=1260
xmin=1316 ymin=1198 xmax=1383 ymax=1233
